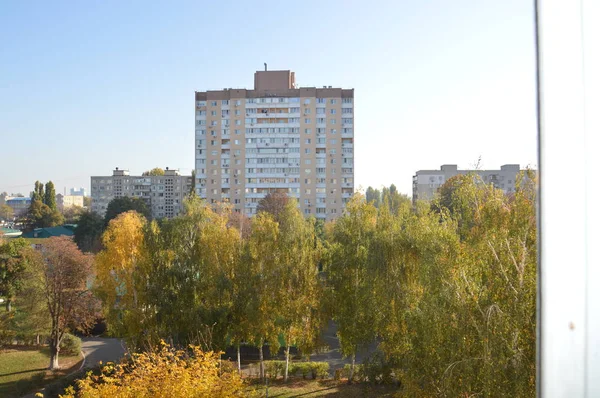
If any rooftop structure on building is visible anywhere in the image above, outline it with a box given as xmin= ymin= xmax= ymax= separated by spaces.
xmin=91 ymin=168 xmax=193 ymax=219
xmin=22 ymin=225 xmax=76 ymax=239
xmin=195 ymin=68 xmax=354 ymax=220
xmin=412 ymin=164 xmax=527 ymax=202
xmin=70 ymin=187 xmax=87 ymax=197
xmin=5 ymin=197 xmax=32 ymax=217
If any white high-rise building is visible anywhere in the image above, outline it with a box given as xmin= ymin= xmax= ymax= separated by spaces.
xmin=194 ymin=69 xmax=355 ymax=220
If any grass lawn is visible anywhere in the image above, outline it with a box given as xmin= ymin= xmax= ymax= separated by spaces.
xmin=0 ymin=347 xmax=82 ymax=398
xmin=246 ymin=379 xmax=399 ymax=397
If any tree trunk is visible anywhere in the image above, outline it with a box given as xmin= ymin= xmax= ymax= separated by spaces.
xmin=5 ymin=298 xmax=11 ymax=312
xmin=237 ymin=343 xmax=241 ymax=375
xmin=36 ymin=334 xmax=40 ymax=346
xmin=259 ymin=344 xmax=265 ymax=380
xmin=284 ymin=345 xmax=291 ymax=382
xmin=348 ymin=353 xmax=356 ymax=384
xmin=49 ymin=339 xmax=60 ymax=370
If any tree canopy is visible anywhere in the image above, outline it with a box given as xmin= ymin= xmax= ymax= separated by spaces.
xmin=142 ymin=167 xmax=165 ymax=176
xmin=104 ymin=196 xmax=151 ymax=225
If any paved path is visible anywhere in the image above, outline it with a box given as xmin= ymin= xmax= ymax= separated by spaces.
xmin=81 ymin=337 xmax=126 ymax=368
xmin=310 ymin=320 xmax=377 ymax=374
xmin=21 ymin=338 xmax=126 ymax=398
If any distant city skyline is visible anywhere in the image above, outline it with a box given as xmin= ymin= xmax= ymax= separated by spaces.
xmin=0 ymin=0 xmax=538 ymax=197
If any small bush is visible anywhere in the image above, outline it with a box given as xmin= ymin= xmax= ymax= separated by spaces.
xmin=310 ymin=362 xmax=330 ymax=379
xmin=361 ymin=350 xmax=395 ymax=384
xmin=341 ymin=363 xmax=364 ymax=382
xmin=60 ymin=334 xmax=82 ymax=356
xmin=264 ymin=360 xmax=286 ymax=379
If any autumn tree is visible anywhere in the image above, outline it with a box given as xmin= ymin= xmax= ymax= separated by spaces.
xmin=104 ymin=196 xmax=151 ymax=225
xmin=274 ymin=201 xmax=324 ymax=381
xmin=246 ymin=212 xmax=282 ymax=379
xmin=142 ymin=167 xmax=165 ymax=176
xmin=95 ymin=211 xmax=148 ymax=344
xmin=38 ymin=236 xmax=97 ymax=370
xmin=256 ymin=191 xmax=289 ymax=220
xmin=61 ymin=343 xmax=246 ymax=398
xmin=327 ymin=194 xmax=378 ymax=381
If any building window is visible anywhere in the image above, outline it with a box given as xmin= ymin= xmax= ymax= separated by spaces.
xmin=304 ymin=118 xmax=311 ymax=123
xmin=330 ymin=119 xmax=336 ymax=124
xmin=317 ymin=98 xmax=326 ymax=104
xmin=211 ymin=101 xmax=217 ymax=106
xmin=304 ymin=98 xmax=311 ymax=104
xmin=305 ymin=128 xmax=311 ymax=134
xmin=330 ymin=109 xmax=337 ymax=114
xmin=330 ymin=99 xmax=337 ymax=104
xmin=222 ymin=100 xmax=229 ymax=105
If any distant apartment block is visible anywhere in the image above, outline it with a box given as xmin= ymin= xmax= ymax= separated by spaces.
xmin=412 ymin=164 xmax=524 ymax=202
xmin=195 ymin=68 xmax=354 ymax=220
xmin=70 ymin=187 xmax=87 ymax=197
xmin=91 ymin=168 xmax=193 ymax=219
xmin=56 ymin=194 xmax=84 ymax=210
xmin=5 ymin=197 xmax=32 ymax=217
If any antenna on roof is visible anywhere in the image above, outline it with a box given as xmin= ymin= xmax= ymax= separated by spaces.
xmin=264 ymin=62 xmax=267 ymax=71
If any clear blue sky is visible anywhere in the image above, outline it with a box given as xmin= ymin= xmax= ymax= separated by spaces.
xmin=0 ymin=0 xmax=537 ymax=197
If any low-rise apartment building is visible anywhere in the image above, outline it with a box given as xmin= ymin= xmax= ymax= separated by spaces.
xmin=56 ymin=194 xmax=84 ymax=210
xmin=412 ymin=164 xmax=524 ymax=202
xmin=91 ymin=168 xmax=193 ymax=219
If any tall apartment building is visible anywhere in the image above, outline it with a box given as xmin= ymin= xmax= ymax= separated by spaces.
xmin=195 ymin=69 xmax=354 ymax=220
xmin=91 ymin=168 xmax=193 ymax=219
xmin=412 ymin=164 xmax=524 ymax=202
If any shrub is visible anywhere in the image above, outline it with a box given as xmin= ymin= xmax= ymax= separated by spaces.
xmin=309 ymin=362 xmax=330 ymax=379
xmin=360 ymin=350 xmax=395 ymax=384
xmin=341 ymin=363 xmax=364 ymax=382
xmin=60 ymin=341 xmax=245 ymax=398
xmin=264 ymin=360 xmax=286 ymax=379
xmin=60 ymin=334 xmax=82 ymax=356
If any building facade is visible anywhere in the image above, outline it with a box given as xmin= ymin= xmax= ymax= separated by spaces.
xmin=91 ymin=168 xmax=193 ymax=219
xmin=195 ymin=69 xmax=354 ymax=220
xmin=56 ymin=194 xmax=84 ymax=209
xmin=70 ymin=187 xmax=87 ymax=197
xmin=5 ymin=197 xmax=32 ymax=217
xmin=412 ymin=164 xmax=524 ymax=201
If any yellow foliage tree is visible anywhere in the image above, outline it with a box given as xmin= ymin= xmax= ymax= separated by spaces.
xmin=60 ymin=342 xmax=247 ymax=398
xmin=94 ymin=211 xmax=148 ymax=343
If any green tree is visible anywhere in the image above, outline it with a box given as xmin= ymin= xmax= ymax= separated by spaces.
xmin=74 ymin=211 xmax=105 ymax=253
xmin=247 ymin=212 xmax=282 ymax=379
xmin=104 ymin=196 xmax=151 ymax=225
xmin=24 ymin=199 xmax=64 ymax=230
xmin=44 ymin=181 xmax=57 ymax=210
xmin=276 ymin=202 xmax=324 ymax=381
xmin=32 ymin=181 xmax=44 ymax=202
xmin=0 ymin=204 xmax=13 ymax=221
xmin=327 ymin=194 xmax=378 ymax=381
xmin=142 ymin=167 xmax=165 ymax=176
xmin=0 ymin=238 xmax=30 ymax=312
xmin=365 ymin=186 xmax=381 ymax=208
